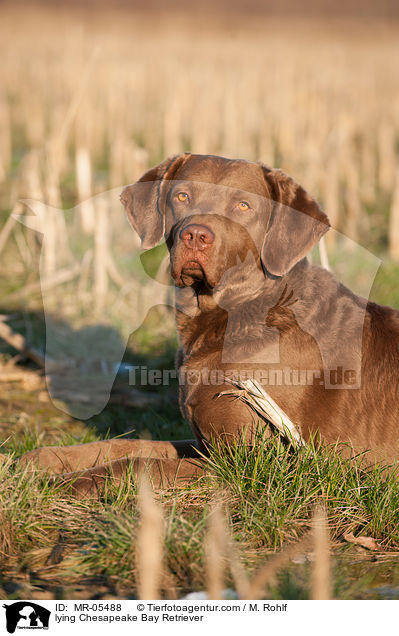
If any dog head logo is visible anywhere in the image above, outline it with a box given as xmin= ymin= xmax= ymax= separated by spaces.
xmin=3 ymin=602 xmax=50 ymax=634
xmin=13 ymin=190 xmax=173 ymax=419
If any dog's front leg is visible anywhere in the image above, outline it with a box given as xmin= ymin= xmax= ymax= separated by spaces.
xmin=57 ymin=455 xmax=206 ymax=498
xmin=16 ymin=439 xmax=200 ymax=474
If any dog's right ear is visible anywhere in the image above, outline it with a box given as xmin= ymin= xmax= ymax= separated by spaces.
xmin=121 ymin=153 xmax=191 ymax=249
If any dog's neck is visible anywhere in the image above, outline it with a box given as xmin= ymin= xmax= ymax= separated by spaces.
xmin=174 ymin=258 xmax=314 ymax=317
xmin=174 ymin=258 xmax=313 ymax=354
xmin=200 ymin=258 xmax=279 ymax=313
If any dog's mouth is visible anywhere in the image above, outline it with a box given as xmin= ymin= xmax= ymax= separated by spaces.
xmin=179 ymin=260 xmax=207 ymax=286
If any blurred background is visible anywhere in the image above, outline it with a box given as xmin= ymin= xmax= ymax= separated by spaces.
xmin=0 ymin=0 xmax=398 ymax=432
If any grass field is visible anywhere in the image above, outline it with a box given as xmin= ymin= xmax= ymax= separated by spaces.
xmin=1 ymin=3 xmax=399 ymax=600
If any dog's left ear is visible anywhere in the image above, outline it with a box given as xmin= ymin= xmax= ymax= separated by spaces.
xmin=260 ymin=165 xmax=330 ymax=277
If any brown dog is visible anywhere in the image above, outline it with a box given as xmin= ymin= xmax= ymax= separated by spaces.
xmin=18 ymin=153 xmax=399 ymax=495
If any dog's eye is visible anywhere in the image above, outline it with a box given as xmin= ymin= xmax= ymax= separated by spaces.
xmin=176 ymin=192 xmax=189 ymax=203
xmin=237 ymin=201 xmax=250 ymax=212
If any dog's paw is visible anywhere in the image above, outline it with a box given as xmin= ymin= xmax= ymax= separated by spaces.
xmin=56 ymin=464 xmax=117 ymax=499
xmin=15 ymin=447 xmax=71 ymax=474
xmin=56 ymin=473 xmax=102 ymax=499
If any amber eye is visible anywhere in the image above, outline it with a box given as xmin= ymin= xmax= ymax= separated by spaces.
xmin=177 ymin=192 xmax=189 ymax=202
xmin=238 ymin=201 xmax=250 ymax=212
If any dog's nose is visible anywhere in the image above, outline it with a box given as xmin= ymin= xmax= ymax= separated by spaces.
xmin=179 ymin=224 xmax=215 ymax=250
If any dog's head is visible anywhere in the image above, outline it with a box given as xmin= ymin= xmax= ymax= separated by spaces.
xmin=121 ymin=153 xmax=330 ymax=289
